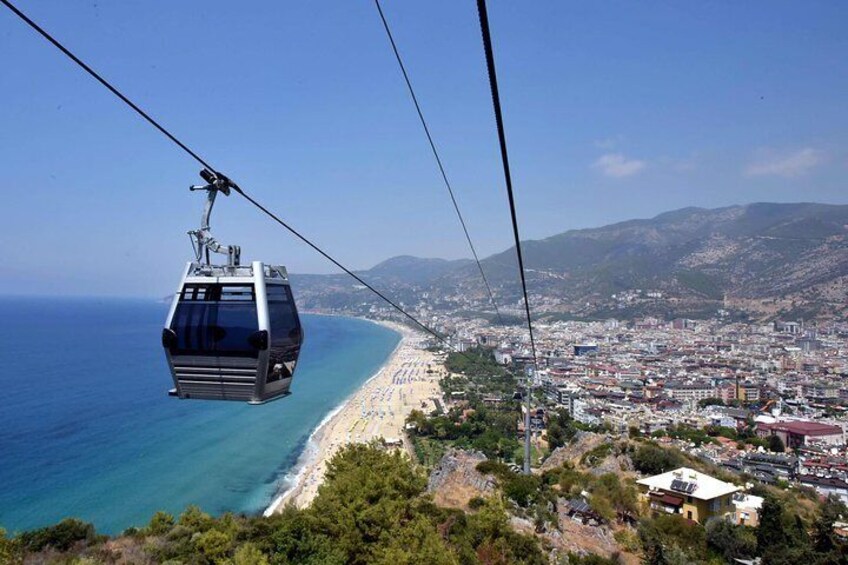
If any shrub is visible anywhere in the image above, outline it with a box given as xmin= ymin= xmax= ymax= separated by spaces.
xmin=706 ymin=518 xmax=756 ymax=561
xmin=614 ymin=528 xmax=640 ymax=552
xmin=631 ymin=444 xmax=682 ymax=475
xmin=17 ymin=518 xmax=96 ymax=552
xmin=234 ymin=542 xmax=269 ymax=565
xmin=638 ymin=514 xmax=707 ymax=565
xmin=194 ymin=529 xmax=233 ymax=562
xmin=580 ymin=443 xmax=613 ymax=467
xmin=502 ymin=474 xmax=542 ymax=507
xmin=148 ymin=511 xmax=176 ymax=535
xmin=0 ymin=528 xmax=21 ymax=565
xmin=476 ymin=460 xmax=513 ymax=478
xmin=178 ymin=505 xmax=214 ymax=533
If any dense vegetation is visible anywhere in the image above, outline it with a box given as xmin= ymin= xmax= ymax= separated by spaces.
xmin=1 ymin=444 xmax=544 ymax=564
xmin=408 ymin=347 xmax=529 ymax=467
xmin=412 ymin=347 xmax=597 ymax=470
xmin=444 ymin=347 xmax=508 ymax=379
xmin=630 ymin=443 xmax=683 ymax=475
xmin=635 ymin=494 xmax=848 ymax=565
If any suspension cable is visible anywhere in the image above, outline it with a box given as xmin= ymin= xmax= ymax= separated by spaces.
xmin=373 ymin=0 xmax=504 ymax=328
xmin=231 ymin=183 xmax=455 ymax=345
xmin=474 ymin=0 xmax=538 ymax=370
xmin=0 ymin=0 xmax=215 ymax=172
xmin=0 ymin=0 xmax=461 ymax=352
xmin=476 ymin=0 xmax=541 ymax=475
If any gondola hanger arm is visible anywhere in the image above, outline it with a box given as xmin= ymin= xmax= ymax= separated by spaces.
xmin=188 ymin=169 xmax=241 ymax=268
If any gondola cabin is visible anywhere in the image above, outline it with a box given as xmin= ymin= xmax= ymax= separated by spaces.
xmin=162 ymin=260 xmax=303 ymax=404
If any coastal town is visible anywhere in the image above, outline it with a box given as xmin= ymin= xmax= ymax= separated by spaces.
xmin=251 ymin=296 xmax=848 ymax=563
xmin=423 ymin=311 xmax=848 ymax=502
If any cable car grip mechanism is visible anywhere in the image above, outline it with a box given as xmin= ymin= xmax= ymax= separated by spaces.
xmin=188 ymin=169 xmax=241 ymax=269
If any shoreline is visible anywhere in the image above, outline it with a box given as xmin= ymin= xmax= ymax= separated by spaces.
xmin=264 ymin=318 xmax=444 ymax=513
xmin=263 ymin=319 xmax=403 ymax=516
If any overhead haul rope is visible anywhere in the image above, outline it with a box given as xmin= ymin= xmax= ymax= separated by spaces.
xmin=474 ymin=0 xmax=538 ymax=371
xmin=475 ymin=0 xmax=539 ymax=474
xmin=0 ymin=0 xmax=472 ymax=356
xmin=0 ymin=0 xmax=215 ymax=172
xmin=373 ymin=0 xmax=505 ymax=329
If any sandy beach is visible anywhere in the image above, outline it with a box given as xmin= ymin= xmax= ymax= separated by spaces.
xmin=264 ymin=320 xmax=445 ymax=513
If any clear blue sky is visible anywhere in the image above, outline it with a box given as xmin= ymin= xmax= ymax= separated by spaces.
xmin=2 ymin=1 xmax=846 ymax=297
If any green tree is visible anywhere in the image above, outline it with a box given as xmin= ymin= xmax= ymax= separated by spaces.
xmin=638 ymin=514 xmax=706 ymax=564
xmin=179 ymin=505 xmax=215 ymax=533
xmin=592 ymin=473 xmax=639 ymax=518
xmin=812 ymin=495 xmax=845 ymax=557
xmin=631 ymin=444 xmax=682 ymax=475
xmin=546 ymin=410 xmax=577 ymax=449
xmin=233 ymin=542 xmax=269 ymax=565
xmin=768 ymin=435 xmax=785 ymax=453
xmin=460 ymin=497 xmax=545 ymax=564
xmin=307 ymin=443 xmax=428 ymax=563
xmin=445 ymin=347 xmax=505 ymax=378
xmin=17 ymin=518 xmax=96 ymax=553
xmin=148 ymin=510 xmax=176 ymax=535
xmin=706 ymin=518 xmax=756 ymax=561
xmin=405 ymin=409 xmax=428 ymax=431
xmin=194 ymin=529 xmax=233 ymax=563
xmin=547 ymin=420 xmax=567 ymax=449
xmin=639 ymin=522 xmax=669 ymax=565
xmin=502 ymin=474 xmax=541 ymax=507
xmin=267 ymin=506 xmax=345 ymax=564
xmin=373 ymin=514 xmax=458 ymax=565
xmin=757 ymin=497 xmax=789 ymax=554
xmin=589 ymin=495 xmax=615 ymax=523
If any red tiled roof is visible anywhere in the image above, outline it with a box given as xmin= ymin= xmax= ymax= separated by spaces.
xmin=773 ymin=421 xmax=842 ymax=436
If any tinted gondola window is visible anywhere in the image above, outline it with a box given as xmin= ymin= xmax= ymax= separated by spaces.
xmin=215 ymin=286 xmax=258 ymax=354
xmin=171 ymin=284 xmax=259 ymax=356
xmin=265 ymin=284 xmax=302 ymax=383
xmin=267 ymin=285 xmax=302 ymax=347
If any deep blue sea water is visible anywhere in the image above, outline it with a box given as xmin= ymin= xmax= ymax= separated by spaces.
xmin=0 ymin=297 xmax=399 ymax=535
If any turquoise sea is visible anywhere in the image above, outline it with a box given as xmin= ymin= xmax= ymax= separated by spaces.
xmin=0 ymin=297 xmax=400 ymax=535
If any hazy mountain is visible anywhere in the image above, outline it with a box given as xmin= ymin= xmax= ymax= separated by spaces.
xmin=293 ymin=203 xmax=848 ymax=321
xmin=366 ymin=256 xmax=474 ymax=285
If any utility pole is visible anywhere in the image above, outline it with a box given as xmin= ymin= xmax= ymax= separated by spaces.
xmin=524 ymin=365 xmax=533 ymax=475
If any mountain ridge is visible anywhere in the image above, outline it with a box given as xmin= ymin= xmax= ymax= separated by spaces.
xmin=291 ymin=202 xmax=848 ymax=321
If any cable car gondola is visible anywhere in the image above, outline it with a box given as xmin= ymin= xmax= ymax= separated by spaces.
xmin=162 ymin=170 xmax=303 ymax=404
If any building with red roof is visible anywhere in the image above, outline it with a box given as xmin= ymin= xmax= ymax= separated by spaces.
xmin=758 ymin=420 xmax=844 ymax=449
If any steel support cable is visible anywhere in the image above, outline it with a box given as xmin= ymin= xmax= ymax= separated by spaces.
xmin=231 ymin=184 xmax=459 ymax=348
xmin=0 ymin=0 xmax=215 ymax=172
xmin=0 ymin=0 xmax=468 ymax=355
xmin=474 ymin=0 xmax=538 ymax=369
xmin=373 ymin=0 xmax=505 ymax=328
xmin=475 ymin=0 xmax=539 ymax=474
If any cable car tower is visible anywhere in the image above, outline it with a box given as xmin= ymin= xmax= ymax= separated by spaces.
xmin=161 ymin=170 xmax=304 ymax=404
